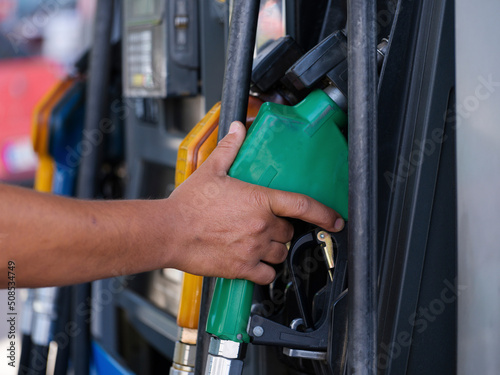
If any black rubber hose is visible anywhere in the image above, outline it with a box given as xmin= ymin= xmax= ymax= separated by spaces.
xmin=347 ymin=0 xmax=379 ymax=374
xmin=54 ymin=286 xmax=72 ymax=375
xmin=195 ymin=0 xmax=260 ymax=372
xmin=217 ymin=0 xmax=260 ymax=140
xmin=18 ymin=334 xmax=32 ymax=375
xmin=76 ymin=1 xmax=114 ymax=197
xmin=26 ymin=344 xmax=49 ymax=375
xmin=194 ymin=277 xmax=215 ymax=375
xmin=71 ymin=283 xmax=91 ymax=375
xmin=73 ymin=1 xmax=114 ymax=374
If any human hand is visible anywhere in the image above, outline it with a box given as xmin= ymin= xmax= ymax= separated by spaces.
xmin=166 ymin=121 xmax=345 ymax=285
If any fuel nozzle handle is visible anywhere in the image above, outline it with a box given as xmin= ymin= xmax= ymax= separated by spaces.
xmin=251 ymin=36 xmax=304 ymax=93
xmin=285 ymin=32 xmax=388 ymax=93
xmin=283 ymin=30 xmax=348 ymax=92
xmin=324 ymin=38 xmax=390 ymax=112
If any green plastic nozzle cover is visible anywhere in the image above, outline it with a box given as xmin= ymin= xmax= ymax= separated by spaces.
xmin=206 ymin=89 xmax=348 ymax=343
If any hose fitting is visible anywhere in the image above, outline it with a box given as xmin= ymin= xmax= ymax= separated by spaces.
xmin=170 ymin=340 xmax=197 ymax=375
xmin=204 ymin=337 xmax=246 ymax=375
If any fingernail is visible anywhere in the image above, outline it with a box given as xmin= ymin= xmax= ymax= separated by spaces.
xmin=334 ymin=218 xmax=345 ymax=231
xmin=228 ymin=122 xmax=239 ymax=134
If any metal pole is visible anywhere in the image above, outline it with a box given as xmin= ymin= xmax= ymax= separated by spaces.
xmin=347 ymin=0 xmax=378 ymax=373
xmin=217 ymin=0 xmax=260 ymax=140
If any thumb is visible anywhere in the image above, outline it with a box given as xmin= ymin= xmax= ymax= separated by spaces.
xmin=208 ymin=121 xmax=246 ymax=174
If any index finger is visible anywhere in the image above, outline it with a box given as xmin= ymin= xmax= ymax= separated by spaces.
xmin=264 ymin=188 xmax=345 ymax=232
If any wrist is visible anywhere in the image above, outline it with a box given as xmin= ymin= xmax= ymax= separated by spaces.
xmin=108 ymin=198 xmax=178 ymax=276
xmin=140 ymin=197 xmax=182 ymax=271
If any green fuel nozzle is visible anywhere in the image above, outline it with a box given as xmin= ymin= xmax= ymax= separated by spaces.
xmin=205 ymin=85 xmax=349 ymax=368
xmin=206 ymin=32 xmax=351 ymax=352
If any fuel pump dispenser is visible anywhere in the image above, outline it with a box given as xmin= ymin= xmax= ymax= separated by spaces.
xmin=17 ymin=0 xmax=461 ymax=372
xmin=16 ymin=0 xmax=463 ymax=373
xmin=122 ymin=0 xmax=199 ymax=98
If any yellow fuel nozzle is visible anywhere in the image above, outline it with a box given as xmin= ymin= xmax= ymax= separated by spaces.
xmin=175 ymin=101 xmax=221 ymax=334
xmin=170 ymin=97 xmax=263 ymax=375
xmin=175 ymin=102 xmax=221 ymax=189
xmin=31 ymin=78 xmax=75 ymax=192
xmin=175 ymin=97 xmax=263 ymax=330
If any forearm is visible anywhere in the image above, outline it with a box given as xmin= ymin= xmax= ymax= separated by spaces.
xmin=0 ymin=122 xmax=343 ymax=288
xmin=0 ymin=184 xmax=172 ymax=288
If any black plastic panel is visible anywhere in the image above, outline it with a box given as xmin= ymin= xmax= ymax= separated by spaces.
xmin=376 ymin=0 xmax=456 ymax=373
